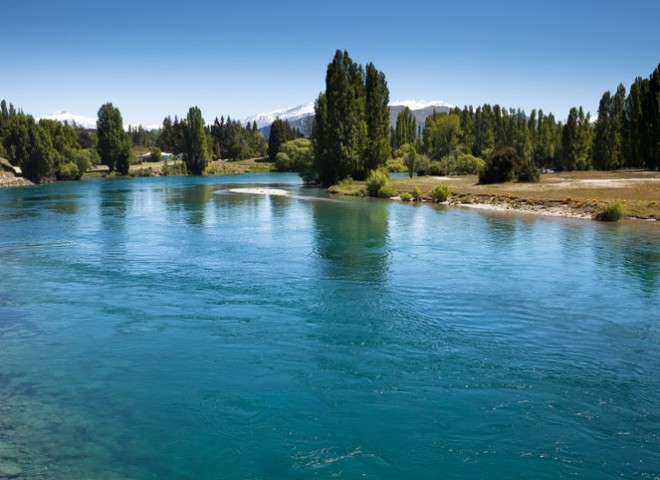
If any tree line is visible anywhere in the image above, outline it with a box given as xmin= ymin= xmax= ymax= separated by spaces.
xmin=2 ymin=57 xmax=657 ymax=184
xmin=304 ymin=53 xmax=659 ymax=185
xmin=0 ymin=100 xmax=99 ymax=183
xmin=0 ymin=100 xmax=280 ymax=182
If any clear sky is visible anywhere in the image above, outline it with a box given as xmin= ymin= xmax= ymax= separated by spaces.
xmin=2 ymin=0 xmax=659 ymax=126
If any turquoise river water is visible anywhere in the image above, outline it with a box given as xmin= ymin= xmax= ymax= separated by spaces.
xmin=0 ymin=173 xmax=658 ymax=479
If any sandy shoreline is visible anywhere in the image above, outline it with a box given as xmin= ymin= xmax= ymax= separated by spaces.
xmin=0 ymin=172 xmax=32 ymax=188
xmin=450 ymin=201 xmax=592 ymax=219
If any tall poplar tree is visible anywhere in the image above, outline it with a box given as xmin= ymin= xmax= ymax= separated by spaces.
xmin=393 ymin=107 xmax=417 ymax=150
xmin=561 ymin=107 xmax=579 ymax=171
xmin=310 ymin=50 xmax=376 ymax=185
xmin=645 ymin=64 xmax=660 ymax=170
xmin=97 ymin=102 xmax=131 ymax=175
xmin=611 ymin=84 xmax=627 ymax=169
xmin=182 ymin=106 xmax=209 ymax=175
xmin=364 ymin=62 xmax=391 ymax=174
xmin=624 ymin=77 xmax=646 ymax=168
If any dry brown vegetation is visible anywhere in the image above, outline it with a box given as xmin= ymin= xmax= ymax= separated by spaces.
xmin=331 ymin=171 xmax=660 ymax=222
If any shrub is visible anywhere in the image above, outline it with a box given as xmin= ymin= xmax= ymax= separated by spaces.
xmin=429 ymin=161 xmax=445 ymax=176
xmin=56 ymin=161 xmax=81 ymax=181
xmin=277 ymin=138 xmax=312 ymax=172
xmin=162 ymin=161 xmax=187 ymax=176
xmin=451 ymin=153 xmax=486 ymax=175
xmin=377 ymin=184 xmax=394 ymax=198
xmin=412 ymin=186 xmax=422 ymax=202
xmin=594 ymin=200 xmax=624 ymax=221
xmin=386 ymin=157 xmax=407 ymax=173
xmin=515 ymin=157 xmax=540 ymax=182
xmin=366 ymin=168 xmax=391 ymax=197
xmin=329 ymin=177 xmax=360 ymax=195
xmin=132 ymin=167 xmax=154 ymax=177
xmin=479 ymin=147 xmax=538 ymax=184
xmin=400 ymin=192 xmax=413 ymax=202
xmin=275 ymin=152 xmax=293 ymax=172
xmin=68 ymin=149 xmax=93 ymax=176
xmin=430 ymin=184 xmax=450 ymax=202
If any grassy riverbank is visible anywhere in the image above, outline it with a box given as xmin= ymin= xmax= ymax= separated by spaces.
xmin=330 ymin=171 xmax=660 ymax=221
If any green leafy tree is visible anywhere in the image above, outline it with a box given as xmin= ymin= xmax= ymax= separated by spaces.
xmin=275 ymin=138 xmax=312 ymax=172
xmin=23 ymin=121 xmax=55 ymax=183
xmin=150 ymin=146 xmax=162 ymax=162
xmin=404 ymin=147 xmax=417 ymax=179
xmin=182 ymin=106 xmax=209 ymax=175
xmin=366 ymin=168 xmax=391 ymax=197
xmin=97 ymin=103 xmax=131 ymax=174
xmin=423 ymin=112 xmax=462 ymax=160
xmin=3 ymin=112 xmax=31 ymax=167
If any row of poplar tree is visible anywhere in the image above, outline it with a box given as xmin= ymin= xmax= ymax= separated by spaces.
xmin=391 ymin=62 xmax=660 ymax=173
xmin=307 ymin=52 xmax=659 ymax=185
xmin=1 ymin=55 xmax=658 ymax=184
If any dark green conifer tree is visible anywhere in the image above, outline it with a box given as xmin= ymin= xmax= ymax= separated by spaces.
xmin=311 ymin=50 xmax=370 ymax=184
xmin=182 ymin=106 xmax=209 ymax=174
xmin=364 ymin=62 xmax=391 ymax=174
xmin=645 ymin=64 xmax=660 ymax=170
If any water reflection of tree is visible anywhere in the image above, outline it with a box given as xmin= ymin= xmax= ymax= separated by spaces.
xmin=44 ymin=193 xmax=81 ymax=216
xmin=593 ymin=226 xmax=659 ymax=296
xmin=310 ymin=197 xmax=390 ymax=284
xmin=163 ymin=184 xmax=214 ymax=226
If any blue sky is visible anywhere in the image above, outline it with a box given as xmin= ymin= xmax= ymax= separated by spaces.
xmin=2 ymin=0 xmax=659 ymax=126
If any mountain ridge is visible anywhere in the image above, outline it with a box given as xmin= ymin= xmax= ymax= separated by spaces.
xmin=244 ymin=99 xmax=453 ymax=138
xmin=38 ymin=99 xmax=454 ymax=135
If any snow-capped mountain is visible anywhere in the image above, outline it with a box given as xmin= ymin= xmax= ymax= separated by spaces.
xmin=390 ymin=99 xmax=455 ymax=110
xmin=242 ymin=99 xmax=453 ymax=138
xmin=242 ymin=103 xmax=315 ymax=129
xmin=39 ymin=110 xmax=97 ymax=129
xmin=38 ymin=111 xmax=161 ymax=131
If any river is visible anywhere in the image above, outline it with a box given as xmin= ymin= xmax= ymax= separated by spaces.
xmin=0 ymin=173 xmax=658 ymax=479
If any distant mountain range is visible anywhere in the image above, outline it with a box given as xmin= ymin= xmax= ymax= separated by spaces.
xmin=39 ymin=111 xmax=162 ymax=131
xmin=39 ymin=99 xmax=454 ymax=136
xmin=245 ymin=99 xmax=453 ymax=138
xmin=39 ymin=111 xmax=97 ymax=130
